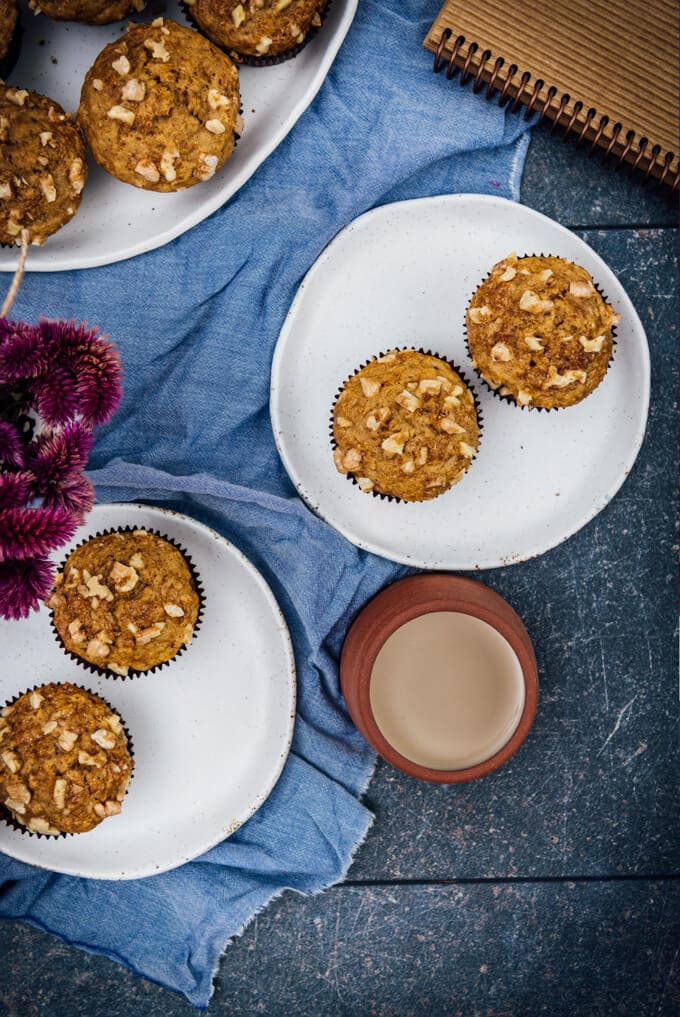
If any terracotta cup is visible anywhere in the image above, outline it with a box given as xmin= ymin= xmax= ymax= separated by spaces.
xmin=340 ymin=574 xmax=538 ymax=783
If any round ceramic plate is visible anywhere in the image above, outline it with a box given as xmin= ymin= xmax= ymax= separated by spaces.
xmin=0 ymin=503 xmax=296 ymax=879
xmin=270 ymin=194 xmax=650 ymax=569
xmin=0 ymin=0 xmax=356 ymax=271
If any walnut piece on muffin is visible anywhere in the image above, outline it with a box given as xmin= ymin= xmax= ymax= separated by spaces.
xmin=466 ymin=254 xmax=619 ymax=410
xmin=47 ymin=529 xmax=201 ymax=676
xmin=77 ymin=18 xmax=241 ymax=192
xmin=0 ymin=683 xmax=132 ymax=835
xmin=187 ymin=0 xmax=326 ymax=60
xmin=0 ymin=85 xmax=87 ymax=247
xmin=28 ymin=0 xmax=146 ymax=25
xmin=332 ymin=349 xmax=480 ymax=502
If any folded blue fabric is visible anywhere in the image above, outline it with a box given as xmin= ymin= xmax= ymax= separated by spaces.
xmin=0 ymin=1 xmax=530 ymax=1007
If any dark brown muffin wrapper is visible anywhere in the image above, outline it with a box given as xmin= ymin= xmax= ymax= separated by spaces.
xmin=181 ymin=0 xmax=330 ymax=67
xmin=0 ymin=682 xmax=134 ymax=839
xmin=0 ymin=7 xmax=22 ymax=80
xmin=329 ymin=347 xmax=484 ymax=504
xmin=48 ymin=526 xmax=205 ymax=681
xmin=464 ymin=253 xmax=618 ymax=412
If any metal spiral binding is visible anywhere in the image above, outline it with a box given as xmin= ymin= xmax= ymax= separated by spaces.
xmin=433 ymin=28 xmax=678 ymax=192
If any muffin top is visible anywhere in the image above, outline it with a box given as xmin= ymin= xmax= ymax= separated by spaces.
xmin=78 ymin=18 xmax=241 ymax=192
xmin=0 ymin=85 xmax=87 ymax=247
xmin=0 ymin=0 xmax=18 ymax=62
xmin=48 ymin=529 xmax=200 ymax=676
xmin=28 ymin=0 xmax=146 ymax=25
xmin=332 ymin=349 xmax=480 ymax=502
xmin=187 ymin=0 xmax=325 ymax=59
xmin=0 ymin=682 xmax=132 ymax=835
xmin=467 ymin=254 xmax=618 ymax=410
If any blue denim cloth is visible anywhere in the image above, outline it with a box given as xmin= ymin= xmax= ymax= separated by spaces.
xmin=0 ymin=1 xmax=530 ymax=1006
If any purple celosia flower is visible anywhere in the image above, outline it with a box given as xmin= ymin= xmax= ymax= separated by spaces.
xmin=0 ymin=317 xmax=123 ymax=619
xmin=0 ymin=319 xmax=48 ymax=382
xmin=0 ymin=556 xmax=54 ymax=620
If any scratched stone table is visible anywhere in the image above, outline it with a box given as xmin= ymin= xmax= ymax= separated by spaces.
xmin=1 ymin=128 xmax=678 ymax=1016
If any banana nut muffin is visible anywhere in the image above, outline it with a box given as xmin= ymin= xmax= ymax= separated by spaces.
xmin=466 ymin=254 xmax=619 ymax=410
xmin=78 ymin=18 xmax=241 ymax=192
xmin=0 ymin=682 xmax=132 ymax=835
xmin=0 ymin=0 xmax=19 ymax=71
xmin=332 ymin=349 xmax=480 ymax=502
xmin=0 ymin=85 xmax=87 ymax=247
xmin=48 ymin=529 xmax=200 ymax=677
xmin=186 ymin=0 xmax=325 ymax=60
xmin=28 ymin=0 xmax=146 ymax=25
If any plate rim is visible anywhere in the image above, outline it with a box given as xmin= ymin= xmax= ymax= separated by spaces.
xmin=0 ymin=0 xmax=358 ymax=273
xmin=0 ymin=501 xmax=297 ymax=880
xmin=269 ymin=192 xmax=651 ymax=570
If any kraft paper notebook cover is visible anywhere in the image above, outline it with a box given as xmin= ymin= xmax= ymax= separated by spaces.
xmin=424 ymin=0 xmax=679 ymax=191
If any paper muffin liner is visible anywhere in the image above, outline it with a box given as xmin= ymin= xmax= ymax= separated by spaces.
xmin=0 ymin=681 xmax=134 ymax=839
xmin=48 ymin=526 xmax=205 ymax=681
xmin=464 ymin=253 xmax=619 ymax=412
xmin=181 ymin=0 xmax=330 ymax=67
xmin=329 ymin=347 xmax=484 ymax=504
xmin=0 ymin=6 xmax=22 ymax=79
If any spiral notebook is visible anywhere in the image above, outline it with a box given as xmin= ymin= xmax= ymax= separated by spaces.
xmin=424 ymin=0 xmax=679 ymax=191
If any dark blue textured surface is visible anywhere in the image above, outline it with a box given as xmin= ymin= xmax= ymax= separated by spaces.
xmin=1 ymin=87 xmax=678 ymax=1017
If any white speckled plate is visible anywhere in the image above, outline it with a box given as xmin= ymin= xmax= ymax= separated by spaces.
xmin=270 ymin=194 xmax=650 ymax=569
xmin=0 ymin=0 xmax=356 ymax=271
xmin=0 ymin=503 xmax=296 ymax=879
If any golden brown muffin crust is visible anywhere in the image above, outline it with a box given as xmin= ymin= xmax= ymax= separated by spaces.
xmin=0 ymin=0 xmax=18 ymax=62
xmin=49 ymin=530 xmax=200 ymax=676
xmin=467 ymin=254 xmax=618 ymax=410
xmin=0 ymin=683 xmax=132 ymax=835
xmin=29 ymin=0 xmax=145 ymax=25
xmin=332 ymin=350 xmax=480 ymax=502
xmin=78 ymin=18 xmax=241 ymax=192
xmin=188 ymin=0 xmax=325 ymax=58
xmin=0 ymin=86 xmax=87 ymax=247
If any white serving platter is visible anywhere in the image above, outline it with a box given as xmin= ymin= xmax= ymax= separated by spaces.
xmin=0 ymin=0 xmax=357 ymax=271
xmin=0 ymin=502 xmax=296 ymax=879
xmin=270 ymin=194 xmax=650 ymax=570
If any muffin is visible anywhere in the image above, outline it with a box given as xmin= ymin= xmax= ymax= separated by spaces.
xmin=0 ymin=0 xmax=19 ymax=77
xmin=48 ymin=529 xmax=201 ymax=677
xmin=186 ymin=0 xmax=326 ymax=62
xmin=0 ymin=85 xmax=87 ymax=247
xmin=27 ymin=0 xmax=145 ymax=24
xmin=0 ymin=682 xmax=133 ymax=836
xmin=466 ymin=254 xmax=619 ymax=410
xmin=78 ymin=18 xmax=241 ymax=192
xmin=332 ymin=349 xmax=480 ymax=502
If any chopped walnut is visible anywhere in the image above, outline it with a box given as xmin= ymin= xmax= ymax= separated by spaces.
xmin=86 ymin=637 xmax=110 ymax=660
xmin=208 ymin=89 xmax=231 ymax=111
xmin=129 ymin=553 xmax=144 ymax=569
xmin=111 ymin=55 xmax=131 ymax=76
xmin=40 ymin=174 xmax=57 ymax=203
xmin=94 ymin=800 xmax=122 ymax=818
xmin=401 ymin=459 xmax=415 ymax=475
xmin=468 ymin=305 xmax=492 ymax=324
xmin=1 ymin=750 xmax=19 ymax=773
xmin=92 ymin=79 xmax=104 ymax=91
xmin=205 ymin=118 xmax=226 ymax=135
xmin=91 ymin=729 xmax=116 ymax=750
xmin=499 ymin=265 xmax=517 ymax=282
xmin=0 ymin=181 xmax=12 ymax=200
xmin=53 ymin=778 xmax=67 ymax=810
xmin=356 ymin=477 xmax=374 ymax=493
xmin=78 ymin=572 xmax=113 ymax=601
xmin=440 ymin=417 xmax=465 ymax=434
xmin=121 ymin=78 xmax=146 ymax=102
xmin=78 ymin=750 xmax=100 ymax=767
xmin=136 ymin=621 xmax=166 ymax=645
xmin=57 ymin=729 xmax=78 ymax=752
xmin=395 ymin=389 xmax=421 ymax=413
xmin=491 ymin=342 xmax=512 ymax=362
xmin=579 ymin=334 xmax=605 ymax=352
xmin=517 ymin=390 xmax=533 ymax=406
xmin=360 ymin=377 xmax=381 ymax=398
xmin=110 ymin=561 xmax=138 ymax=592
xmin=519 ymin=290 xmax=553 ymax=313
xmin=381 ymin=432 xmax=407 ymax=456
xmin=195 ymin=153 xmax=218 ymax=181
xmin=42 ymin=720 xmax=58 ymax=735
xmin=135 ymin=159 xmax=161 ymax=183
xmin=569 ymin=280 xmax=595 ymax=298
xmin=39 ymin=131 xmax=52 ymax=147
xmin=335 ymin=415 xmax=352 ymax=428
xmin=256 ymin=36 xmax=273 ymax=54
xmin=164 ymin=603 xmax=185 ymax=618
xmin=416 ymin=447 xmax=428 ymax=466
xmin=537 ymin=268 xmax=553 ymax=282
xmin=28 ymin=817 xmax=60 ymax=835
xmin=144 ymin=38 xmax=170 ymax=61
xmin=543 ymin=366 xmax=588 ymax=388
xmin=29 ymin=691 xmax=43 ymax=709
xmin=417 ymin=378 xmax=442 ymax=396
xmin=160 ymin=147 xmax=179 ymax=183
xmin=107 ymin=105 xmax=135 ymax=126
xmin=69 ymin=158 xmax=86 ymax=194
xmin=232 ymin=3 xmax=246 ymax=26
xmin=6 ymin=88 xmax=28 ymax=107
xmin=107 ymin=662 xmax=129 ymax=677
xmin=524 ymin=335 xmax=544 ymax=352
xmin=460 ymin=442 xmax=476 ymax=458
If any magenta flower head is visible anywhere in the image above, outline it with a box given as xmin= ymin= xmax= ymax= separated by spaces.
xmin=0 ymin=318 xmax=122 ymax=619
